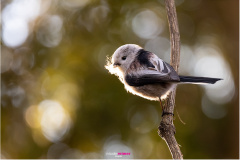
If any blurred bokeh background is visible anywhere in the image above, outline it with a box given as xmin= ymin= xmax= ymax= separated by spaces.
xmin=1 ymin=0 xmax=239 ymax=159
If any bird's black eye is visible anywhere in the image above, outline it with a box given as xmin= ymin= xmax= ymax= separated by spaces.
xmin=122 ymin=56 xmax=127 ymax=60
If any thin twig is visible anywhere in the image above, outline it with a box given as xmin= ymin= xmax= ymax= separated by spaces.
xmin=158 ymin=0 xmax=183 ymax=159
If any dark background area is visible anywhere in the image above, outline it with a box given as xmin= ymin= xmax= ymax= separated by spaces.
xmin=1 ymin=0 xmax=239 ymax=159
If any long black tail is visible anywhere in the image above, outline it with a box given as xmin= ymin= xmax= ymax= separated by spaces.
xmin=179 ymin=76 xmax=222 ymax=84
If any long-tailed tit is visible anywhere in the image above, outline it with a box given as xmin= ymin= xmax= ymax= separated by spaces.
xmin=105 ymin=44 xmax=222 ymax=114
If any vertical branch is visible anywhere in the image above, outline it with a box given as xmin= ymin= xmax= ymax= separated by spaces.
xmin=158 ymin=0 xmax=182 ymax=159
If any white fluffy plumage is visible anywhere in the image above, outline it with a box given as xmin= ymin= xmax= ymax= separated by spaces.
xmin=105 ymin=44 xmax=221 ymax=101
xmin=105 ymin=44 xmax=179 ymax=100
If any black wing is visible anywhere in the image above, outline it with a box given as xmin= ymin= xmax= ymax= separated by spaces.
xmin=125 ymin=73 xmax=180 ymax=86
xmin=125 ymin=50 xmax=180 ymax=86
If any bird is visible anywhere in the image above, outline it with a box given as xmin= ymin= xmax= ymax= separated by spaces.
xmin=105 ymin=44 xmax=222 ymax=115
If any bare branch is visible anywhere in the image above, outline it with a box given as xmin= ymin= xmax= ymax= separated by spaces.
xmin=158 ymin=0 xmax=182 ymax=159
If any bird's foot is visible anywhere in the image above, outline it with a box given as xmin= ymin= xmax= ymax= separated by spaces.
xmin=162 ymin=111 xmax=174 ymax=117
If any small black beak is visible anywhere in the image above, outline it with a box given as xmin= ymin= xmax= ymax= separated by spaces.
xmin=113 ymin=62 xmax=121 ymax=67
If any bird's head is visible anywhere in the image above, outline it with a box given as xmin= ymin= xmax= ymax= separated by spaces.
xmin=105 ymin=44 xmax=142 ymax=81
xmin=111 ymin=44 xmax=142 ymax=73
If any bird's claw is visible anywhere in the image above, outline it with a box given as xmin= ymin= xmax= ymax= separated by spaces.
xmin=162 ymin=111 xmax=174 ymax=117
